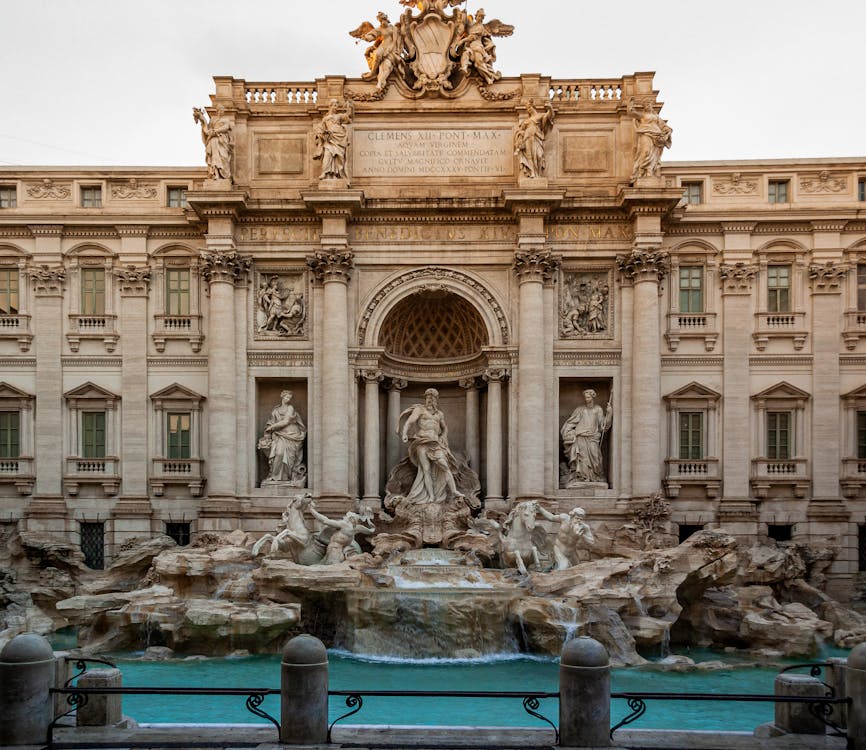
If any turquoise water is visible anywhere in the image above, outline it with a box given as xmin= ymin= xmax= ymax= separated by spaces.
xmin=103 ymin=652 xmax=817 ymax=732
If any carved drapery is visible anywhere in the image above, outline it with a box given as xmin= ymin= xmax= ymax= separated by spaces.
xmin=306 ymin=249 xmax=355 ymax=283
xmin=200 ymin=249 xmax=251 ymax=286
xmin=115 ymin=265 xmax=151 ymax=296
xmin=616 ymin=249 xmax=669 ymax=283
xmin=718 ymin=262 xmax=758 ymax=294
xmin=809 ymin=262 xmax=848 ymax=292
xmin=27 ymin=265 xmax=66 ymax=296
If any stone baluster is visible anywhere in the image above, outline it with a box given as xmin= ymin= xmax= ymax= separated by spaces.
xmin=483 ymin=368 xmax=508 ymax=506
xmin=617 ymin=248 xmax=668 ymax=496
xmin=460 ymin=377 xmax=480 ymax=472
xmin=386 ymin=378 xmax=408 ymax=476
xmin=360 ymin=369 xmax=384 ymax=511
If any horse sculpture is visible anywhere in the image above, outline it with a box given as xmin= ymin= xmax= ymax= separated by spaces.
xmin=251 ymin=493 xmax=325 ymax=564
xmin=500 ymin=500 xmax=544 ymax=575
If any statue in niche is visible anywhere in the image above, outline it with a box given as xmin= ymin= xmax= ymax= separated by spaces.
xmin=536 ymin=505 xmax=595 ymax=569
xmin=627 ymin=99 xmax=672 ymax=182
xmin=349 ymin=12 xmax=404 ymax=91
xmin=560 ymin=273 xmax=610 ymax=337
xmin=193 ymin=107 xmax=233 ymax=181
xmin=514 ymin=102 xmax=555 ymax=178
xmin=377 ymin=388 xmax=481 ymax=550
xmin=560 ymin=389 xmax=612 ymax=487
xmin=456 ymin=8 xmax=514 ymax=85
xmin=258 ymin=390 xmax=307 ymax=486
xmin=313 ymin=99 xmax=353 ymax=180
xmin=256 ymin=275 xmax=305 ymax=336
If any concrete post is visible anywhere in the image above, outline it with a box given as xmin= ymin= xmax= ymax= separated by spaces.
xmin=559 ymin=636 xmax=611 ymax=748
xmin=773 ymin=673 xmax=826 ymax=735
xmin=77 ymin=668 xmax=122 ymax=726
xmin=0 ymin=633 xmax=56 ymax=746
xmin=280 ymin=634 xmax=329 ymax=744
xmin=849 ymin=642 xmax=866 ymax=749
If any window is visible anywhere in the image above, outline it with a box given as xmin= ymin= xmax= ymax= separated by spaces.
xmin=858 ymin=265 xmax=866 ymax=311
xmin=167 ymin=412 xmax=191 ymax=459
xmin=678 ymin=412 xmax=704 ymax=459
xmin=767 ymin=265 xmax=791 ymax=312
xmin=166 ymin=522 xmax=191 ymax=546
xmin=768 ymin=180 xmax=789 ymax=204
xmin=0 ymin=186 xmax=16 ymax=208
xmin=678 ymin=524 xmax=703 ymax=544
xmin=80 ymin=185 xmax=102 ymax=208
xmin=767 ymin=411 xmax=791 ymax=459
xmin=681 ymin=182 xmax=702 ymax=205
xmin=81 ymin=268 xmax=106 ymax=315
xmin=82 ymin=411 xmax=106 ymax=458
xmin=165 ymin=269 xmax=190 ymax=315
xmin=0 ymin=269 xmax=19 ymax=315
xmin=678 ymin=266 xmax=703 ymax=313
xmin=859 ymin=178 xmax=865 ymax=202
xmin=80 ymin=522 xmax=105 ymax=569
xmin=767 ymin=524 xmax=792 ymax=543
xmin=0 ymin=412 xmax=19 ymax=458
xmin=858 ymin=412 xmax=866 ymax=460
xmin=167 ymin=187 xmax=188 ymax=208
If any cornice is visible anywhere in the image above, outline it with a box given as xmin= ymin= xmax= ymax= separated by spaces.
xmin=147 ymin=357 xmax=209 ymax=368
xmin=720 ymin=222 xmax=757 ymax=234
xmin=0 ymin=358 xmax=36 ymax=368
xmin=61 ymin=357 xmax=123 ymax=368
xmin=246 ymin=351 xmax=314 ymax=368
xmin=353 ymin=214 xmax=514 ymax=225
xmin=553 ymin=351 xmax=622 ymax=367
xmin=0 ymin=227 xmax=33 ymax=239
xmin=661 ymin=356 xmax=724 ymax=368
xmin=663 ymin=223 xmax=723 ymax=236
xmin=749 ymin=355 xmax=813 ymax=368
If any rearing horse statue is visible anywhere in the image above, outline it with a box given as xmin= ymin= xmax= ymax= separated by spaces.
xmin=500 ymin=500 xmax=543 ymax=575
xmin=252 ymin=493 xmax=324 ymax=564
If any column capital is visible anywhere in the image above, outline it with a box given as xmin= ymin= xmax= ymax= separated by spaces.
xmin=200 ymin=248 xmax=252 ymax=286
xmin=307 ymin=249 xmax=355 ymax=283
xmin=27 ymin=264 xmax=65 ymax=296
xmin=115 ymin=265 xmax=151 ymax=297
xmin=513 ymin=250 xmax=560 ymax=284
xmin=483 ymin=368 xmax=510 ymax=383
xmin=459 ymin=377 xmax=478 ymax=390
xmin=809 ymin=262 xmax=848 ymax=294
xmin=388 ymin=377 xmax=408 ymax=391
xmin=359 ymin=369 xmax=384 ymax=384
xmin=616 ymin=248 xmax=669 ymax=283
xmin=718 ymin=262 xmax=758 ymax=295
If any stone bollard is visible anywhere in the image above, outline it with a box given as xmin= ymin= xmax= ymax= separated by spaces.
xmin=773 ymin=673 xmax=826 ymax=735
xmin=52 ymin=651 xmax=73 ymax=719
xmin=0 ymin=633 xmax=57 ymax=746
xmin=559 ymin=636 xmax=611 ymax=748
xmin=77 ymin=668 xmax=122 ymax=726
xmin=849 ymin=642 xmax=866 ymax=750
xmin=280 ymin=634 xmax=328 ymax=745
xmin=825 ymin=657 xmax=848 ymax=729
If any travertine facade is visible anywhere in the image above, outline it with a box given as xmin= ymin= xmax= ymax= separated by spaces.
xmin=1 ymin=3 xmax=865 ymax=600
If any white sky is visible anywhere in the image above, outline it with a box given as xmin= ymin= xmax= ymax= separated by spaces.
xmin=1 ymin=0 xmax=863 ymax=167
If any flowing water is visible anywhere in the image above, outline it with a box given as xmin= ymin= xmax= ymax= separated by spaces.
xmin=102 ymin=650 xmax=840 ymax=732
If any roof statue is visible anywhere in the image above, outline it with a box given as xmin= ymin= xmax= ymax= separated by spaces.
xmin=349 ymin=1 xmax=513 ymax=98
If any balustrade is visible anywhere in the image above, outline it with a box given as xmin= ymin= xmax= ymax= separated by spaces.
xmin=67 ymin=314 xmax=118 ymax=353
xmin=665 ymin=311 xmax=718 ymax=352
xmin=63 ymin=456 xmax=120 ymax=496
xmin=750 ymin=457 xmax=809 ymax=498
xmin=753 ymin=311 xmax=807 ymax=351
xmin=150 ymin=457 xmax=205 ymax=497
xmin=244 ymin=84 xmax=318 ymax=106
xmin=152 ymin=314 xmax=203 ymax=352
xmin=0 ymin=312 xmax=32 ymax=351
xmin=663 ymin=457 xmax=720 ymax=498
xmin=548 ymin=79 xmax=623 ymax=103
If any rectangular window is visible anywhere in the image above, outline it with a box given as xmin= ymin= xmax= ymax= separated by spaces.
xmin=81 ymin=268 xmax=106 ymax=315
xmin=0 ymin=412 xmax=20 ymax=458
xmin=80 ymin=522 xmax=105 ymax=570
xmin=858 ymin=411 xmax=866 ymax=460
xmin=81 ymin=411 xmax=106 ymax=458
xmin=167 ymin=412 xmax=191 ymax=459
xmin=681 ymin=182 xmax=702 ymax=205
xmin=166 ymin=522 xmax=191 ymax=547
xmin=80 ymin=185 xmax=102 ymax=208
xmin=0 ymin=186 xmax=16 ymax=208
xmin=678 ymin=412 xmax=704 ymax=460
xmin=678 ymin=266 xmax=703 ymax=313
xmin=167 ymin=187 xmax=188 ymax=208
xmin=768 ymin=180 xmax=789 ymax=204
xmin=859 ymin=178 xmax=865 ymax=202
xmin=767 ymin=411 xmax=791 ymax=459
xmin=0 ymin=269 xmax=19 ymax=315
xmin=165 ymin=269 xmax=190 ymax=315
xmin=858 ymin=265 xmax=866 ymax=311
xmin=767 ymin=265 xmax=791 ymax=312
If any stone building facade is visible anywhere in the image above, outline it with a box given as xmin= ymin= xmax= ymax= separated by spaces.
xmin=1 ymin=7 xmax=865 ymax=599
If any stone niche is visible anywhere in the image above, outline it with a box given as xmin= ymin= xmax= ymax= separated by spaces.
xmin=558 ymin=378 xmax=613 ymax=490
xmin=255 ymin=378 xmax=308 ymax=489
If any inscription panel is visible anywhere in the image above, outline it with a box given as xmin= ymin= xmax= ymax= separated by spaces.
xmin=353 ymin=129 xmax=513 ymax=177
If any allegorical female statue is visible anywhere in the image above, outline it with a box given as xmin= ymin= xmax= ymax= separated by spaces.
xmin=193 ymin=106 xmax=233 ymax=181
xmin=259 ymin=390 xmax=307 ymax=486
xmin=560 ymin=389 xmax=612 ymax=487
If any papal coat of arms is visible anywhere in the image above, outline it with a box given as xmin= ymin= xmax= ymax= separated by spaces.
xmin=349 ymin=1 xmax=514 ymax=97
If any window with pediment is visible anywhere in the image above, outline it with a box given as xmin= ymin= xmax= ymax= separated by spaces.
xmin=754 ymin=245 xmax=808 ymax=351
xmin=63 ymin=382 xmax=120 ymax=496
xmin=662 ymin=382 xmax=721 ymax=499
xmin=65 ymin=246 xmax=117 ymax=353
xmin=0 ymin=246 xmax=32 ymax=352
xmin=0 ymin=382 xmax=34 ymax=494
xmin=842 ymin=385 xmax=866 ymax=497
xmin=151 ymin=246 xmax=203 ymax=353
xmin=150 ymin=383 xmax=205 ymax=497
xmin=843 ymin=244 xmax=866 ymax=350
xmin=665 ymin=246 xmax=718 ymax=352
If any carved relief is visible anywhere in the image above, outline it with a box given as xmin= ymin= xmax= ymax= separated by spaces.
xmin=25 ymin=179 xmax=70 ymax=200
xmin=115 ymin=265 xmax=151 ymax=295
xmin=799 ymin=171 xmax=847 ymax=194
xmin=255 ymin=272 xmax=307 ymax=338
xmin=809 ymin=262 xmax=848 ymax=291
xmin=110 ymin=179 xmax=157 ymax=200
xmin=718 ymin=262 xmax=758 ymax=293
xmin=713 ymin=173 xmax=758 ymax=196
xmin=27 ymin=264 xmax=65 ymax=295
xmin=560 ymin=271 xmax=612 ymax=339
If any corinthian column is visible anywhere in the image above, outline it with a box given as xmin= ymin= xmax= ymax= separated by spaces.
xmin=483 ymin=368 xmax=508 ymax=508
xmin=360 ymin=369 xmax=383 ymax=511
xmin=201 ymin=245 xmax=251 ymax=501
xmin=307 ymin=249 xmax=354 ymax=509
xmin=617 ymin=248 xmax=668 ymax=496
xmin=460 ymin=377 xmax=480 ymax=472
xmin=386 ymin=378 xmax=408 ymax=475
xmin=513 ymin=250 xmax=560 ymax=501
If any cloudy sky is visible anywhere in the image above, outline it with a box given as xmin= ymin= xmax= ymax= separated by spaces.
xmin=1 ymin=0 xmax=863 ymax=167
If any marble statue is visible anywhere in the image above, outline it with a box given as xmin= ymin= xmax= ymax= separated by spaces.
xmin=313 ymin=99 xmax=353 ymax=180
xmin=349 ymin=12 xmax=404 ymax=91
xmin=259 ymin=390 xmax=307 ymax=486
xmin=561 ymin=389 xmax=612 ymax=487
xmin=537 ymin=505 xmax=595 ymax=569
xmin=514 ymin=102 xmax=554 ymax=179
xmin=256 ymin=275 xmax=305 ymax=336
xmin=252 ymin=493 xmax=320 ymax=562
xmin=457 ymin=8 xmax=513 ymax=85
xmin=193 ymin=106 xmax=233 ymax=181
xmin=561 ymin=274 xmax=610 ymax=337
xmin=500 ymin=500 xmax=545 ymax=575
xmin=308 ymin=506 xmax=376 ymax=565
xmin=627 ymin=99 xmax=672 ymax=182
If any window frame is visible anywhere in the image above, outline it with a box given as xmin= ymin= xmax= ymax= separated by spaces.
xmin=766 ymin=264 xmax=792 ymax=313
xmin=166 ymin=411 xmax=192 ymax=459
xmin=768 ymin=179 xmax=790 ymax=204
xmin=0 ymin=185 xmax=17 ymax=208
xmin=165 ymin=268 xmax=191 ymax=316
xmin=766 ymin=410 xmax=792 ymax=460
xmin=0 ymin=267 xmax=19 ymax=315
xmin=680 ymin=181 xmax=703 ymax=206
xmin=80 ymin=267 xmax=106 ymax=316
xmin=0 ymin=410 xmax=20 ymax=458
xmin=678 ymin=411 xmax=704 ymax=460
xmin=79 ymin=184 xmax=103 ymax=208
xmin=678 ymin=265 xmax=704 ymax=313
xmin=858 ymin=178 xmax=865 ymax=202
xmin=167 ymin=186 xmax=189 ymax=208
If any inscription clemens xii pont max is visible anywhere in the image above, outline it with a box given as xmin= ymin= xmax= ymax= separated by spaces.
xmin=354 ymin=129 xmax=512 ymax=177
